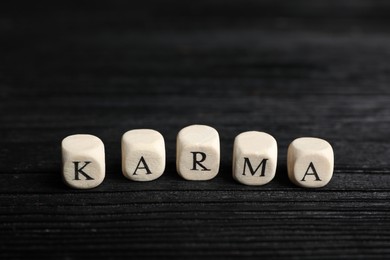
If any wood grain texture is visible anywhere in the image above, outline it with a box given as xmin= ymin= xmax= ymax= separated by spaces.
xmin=1 ymin=0 xmax=390 ymax=259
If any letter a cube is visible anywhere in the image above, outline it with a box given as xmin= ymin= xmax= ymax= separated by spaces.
xmin=233 ymin=131 xmax=278 ymax=186
xmin=61 ymin=134 xmax=105 ymax=189
xmin=121 ymin=129 xmax=166 ymax=181
xmin=176 ymin=125 xmax=220 ymax=181
xmin=287 ymin=137 xmax=334 ymax=188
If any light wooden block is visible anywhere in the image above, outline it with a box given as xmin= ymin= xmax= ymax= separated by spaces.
xmin=176 ymin=125 xmax=220 ymax=181
xmin=61 ymin=134 xmax=105 ymax=189
xmin=287 ymin=137 xmax=334 ymax=188
xmin=121 ymin=129 xmax=166 ymax=181
xmin=233 ymin=131 xmax=277 ymax=186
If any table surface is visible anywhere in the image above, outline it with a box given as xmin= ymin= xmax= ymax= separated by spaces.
xmin=1 ymin=1 xmax=390 ymax=258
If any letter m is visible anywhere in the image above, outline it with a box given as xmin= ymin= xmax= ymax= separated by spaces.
xmin=242 ymin=157 xmax=268 ymax=177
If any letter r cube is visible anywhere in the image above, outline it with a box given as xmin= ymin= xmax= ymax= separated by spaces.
xmin=176 ymin=125 xmax=220 ymax=181
xmin=233 ymin=131 xmax=278 ymax=186
xmin=61 ymin=134 xmax=105 ymax=189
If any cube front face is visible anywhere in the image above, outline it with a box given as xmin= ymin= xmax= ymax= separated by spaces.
xmin=233 ymin=131 xmax=278 ymax=186
xmin=62 ymin=134 xmax=105 ymax=189
xmin=176 ymin=125 xmax=220 ymax=181
xmin=122 ymin=129 xmax=166 ymax=182
xmin=288 ymin=137 xmax=334 ymax=188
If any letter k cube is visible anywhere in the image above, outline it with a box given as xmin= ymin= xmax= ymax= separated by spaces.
xmin=62 ymin=134 xmax=105 ymax=189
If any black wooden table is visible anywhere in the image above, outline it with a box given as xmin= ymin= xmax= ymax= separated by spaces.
xmin=1 ymin=1 xmax=390 ymax=258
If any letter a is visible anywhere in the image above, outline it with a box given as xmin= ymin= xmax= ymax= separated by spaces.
xmin=301 ymin=162 xmax=322 ymax=181
xmin=242 ymin=158 xmax=268 ymax=177
xmin=73 ymin=161 xmax=94 ymax=180
xmin=133 ymin=156 xmax=152 ymax=175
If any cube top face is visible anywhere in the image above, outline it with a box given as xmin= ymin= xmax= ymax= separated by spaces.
xmin=177 ymin=125 xmax=220 ymax=181
xmin=62 ymin=134 xmax=103 ymax=155
xmin=233 ymin=131 xmax=278 ymax=186
xmin=234 ymin=131 xmax=277 ymax=155
xmin=122 ymin=129 xmax=164 ymax=148
xmin=62 ymin=134 xmax=105 ymax=189
xmin=290 ymin=137 xmax=332 ymax=154
xmin=122 ymin=129 xmax=166 ymax=182
xmin=177 ymin=125 xmax=220 ymax=149
xmin=288 ymin=137 xmax=334 ymax=188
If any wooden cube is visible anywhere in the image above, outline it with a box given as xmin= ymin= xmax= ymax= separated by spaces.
xmin=61 ymin=134 xmax=105 ymax=189
xmin=121 ymin=129 xmax=166 ymax=181
xmin=176 ymin=125 xmax=220 ymax=181
xmin=233 ymin=131 xmax=277 ymax=186
xmin=287 ymin=137 xmax=334 ymax=188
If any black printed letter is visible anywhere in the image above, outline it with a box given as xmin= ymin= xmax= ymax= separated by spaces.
xmin=191 ymin=152 xmax=211 ymax=171
xmin=73 ymin=161 xmax=94 ymax=180
xmin=301 ymin=162 xmax=322 ymax=181
xmin=133 ymin=157 xmax=152 ymax=175
xmin=242 ymin=158 xmax=268 ymax=177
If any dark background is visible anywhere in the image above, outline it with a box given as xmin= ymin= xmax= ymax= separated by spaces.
xmin=1 ymin=0 xmax=390 ymax=258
